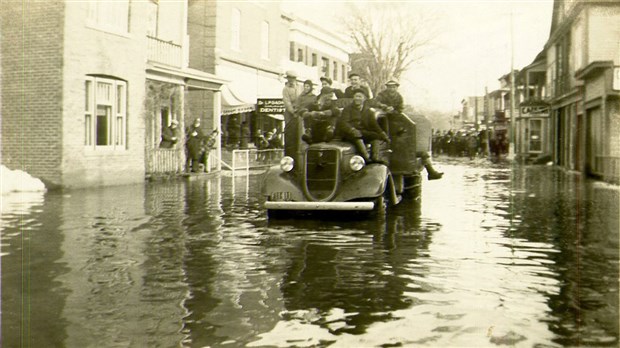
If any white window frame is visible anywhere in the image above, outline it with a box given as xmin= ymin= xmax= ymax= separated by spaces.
xmin=86 ymin=0 xmax=130 ymax=35
xmin=231 ymin=8 xmax=241 ymax=51
xmin=85 ymin=76 xmax=127 ymax=150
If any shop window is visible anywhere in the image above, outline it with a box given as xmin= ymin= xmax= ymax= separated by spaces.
xmin=85 ymin=76 xmax=127 ymax=149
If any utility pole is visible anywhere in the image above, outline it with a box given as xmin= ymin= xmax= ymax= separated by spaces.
xmin=509 ymin=10 xmax=516 ymax=159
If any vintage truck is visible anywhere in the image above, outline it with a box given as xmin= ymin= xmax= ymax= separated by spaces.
xmin=261 ymin=102 xmax=425 ymax=217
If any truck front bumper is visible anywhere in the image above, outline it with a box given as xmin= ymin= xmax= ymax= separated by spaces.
xmin=265 ymin=201 xmax=375 ymax=211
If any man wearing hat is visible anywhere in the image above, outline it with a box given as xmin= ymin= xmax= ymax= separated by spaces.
xmin=319 ymin=76 xmax=344 ymax=99
xmin=375 ymin=80 xmax=444 ymax=180
xmin=336 ymin=88 xmax=389 ymax=164
xmin=300 ymin=86 xmax=340 ymax=144
xmin=343 ymin=72 xmax=372 ymax=99
xmin=282 ymin=70 xmax=302 ymax=158
xmin=374 ymin=79 xmax=404 ymax=114
xmin=160 ymin=119 xmax=180 ymax=148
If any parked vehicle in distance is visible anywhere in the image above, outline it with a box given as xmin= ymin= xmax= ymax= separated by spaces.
xmin=261 ymin=104 xmax=423 ymax=217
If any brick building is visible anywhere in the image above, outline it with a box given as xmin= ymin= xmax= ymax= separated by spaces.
xmin=1 ymin=1 xmax=224 ymax=187
xmin=187 ymin=0 xmax=290 ymax=158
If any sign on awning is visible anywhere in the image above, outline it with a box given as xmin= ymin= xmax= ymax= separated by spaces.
xmin=257 ymin=98 xmax=285 ymax=115
xmin=519 ymin=104 xmax=550 ymax=117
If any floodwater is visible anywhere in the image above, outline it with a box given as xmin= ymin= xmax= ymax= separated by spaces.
xmin=2 ymin=158 xmax=618 ymax=348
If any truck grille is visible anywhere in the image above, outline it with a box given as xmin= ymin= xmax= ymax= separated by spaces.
xmin=305 ymin=149 xmax=339 ymax=200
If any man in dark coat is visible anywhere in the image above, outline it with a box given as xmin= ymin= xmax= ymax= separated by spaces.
xmin=373 ymin=80 xmax=404 ymax=113
xmin=160 ymin=119 xmax=180 ymax=148
xmin=301 ymin=87 xmax=341 ymax=144
xmin=336 ymin=88 xmax=389 ymax=164
xmin=319 ymin=76 xmax=344 ymax=99
xmin=185 ymin=118 xmax=205 ymax=172
xmin=343 ymin=72 xmax=372 ymax=99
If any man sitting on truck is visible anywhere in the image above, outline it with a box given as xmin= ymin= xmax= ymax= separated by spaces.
xmin=336 ymin=88 xmax=390 ymax=164
xmin=375 ymin=80 xmax=443 ymax=180
xmin=301 ymin=87 xmax=341 ymax=144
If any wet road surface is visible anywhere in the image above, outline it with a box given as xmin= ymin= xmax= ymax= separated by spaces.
xmin=2 ymin=157 xmax=618 ymax=347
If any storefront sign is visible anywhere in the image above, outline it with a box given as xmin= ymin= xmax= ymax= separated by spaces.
xmin=520 ymin=105 xmax=549 ymax=116
xmin=257 ymin=98 xmax=285 ymax=114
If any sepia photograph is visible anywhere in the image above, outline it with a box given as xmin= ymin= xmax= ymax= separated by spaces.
xmin=1 ymin=0 xmax=619 ymax=347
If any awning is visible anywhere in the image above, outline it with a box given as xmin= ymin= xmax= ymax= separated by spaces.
xmin=146 ymin=63 xmax=227 ymax=90
xmin=264 ymin=114 xmax=284 ymax=121
xmin=221 ymin=85 xmax=255 ymax=115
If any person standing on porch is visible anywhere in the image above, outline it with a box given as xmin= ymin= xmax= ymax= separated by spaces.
xmin=282 ymin=70 xmax=302 ymax=158
xmin=160 ymin=119 xmax=180 ymax=148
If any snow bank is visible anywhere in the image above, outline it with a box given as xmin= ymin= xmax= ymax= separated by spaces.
xmin=1 ymin=165 xmax=46 ymax=194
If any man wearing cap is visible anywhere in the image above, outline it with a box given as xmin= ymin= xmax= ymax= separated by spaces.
xmin=374 ymin=80 xmax=404 ymax=114
xmin=375 ymin=80 xmax=444 ymax=180
xmin=301 ymin=87 xmax=341 ymax=144
xmin=295 ymin=79 xmax=317 ymax=112
xmin=160 ymin=119 xmax=180 ymax=148
xmin=336 ymin=88 xmax=389 ymax=164
xmin=343 ymin=72 xmax=373 ymax=99
xmin=320 ymin=76 xmax=344 ymax=99
xmin=282 ymin=70 xmax=302 ymax=158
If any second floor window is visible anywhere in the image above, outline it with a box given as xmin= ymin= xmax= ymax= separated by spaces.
xmin=87 ymin=0 xmax=130 ymax=34
xmin=333 ymin=61 xmax=338 ymax=80
xmin=297 ymin=48 xmax=304 ymax=63
xmin=231 ymin=8 xmax=241 ymax=50
xmin=321 ymin=57 xmax=329 ymax=76
xmin=312 ymin=53 xmax=317 ymax=67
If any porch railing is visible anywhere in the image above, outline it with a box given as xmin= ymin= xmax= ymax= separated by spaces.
xmin=147 ymin=148 xmax=183 ymax=174
xmin=218 ymin=149 xmax=284 ymax=176
xmin=147 ymin=35 xmax=182 ymax=68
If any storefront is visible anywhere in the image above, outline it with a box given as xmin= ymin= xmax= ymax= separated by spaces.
xmin=517 ymin=102 xmax=550 ymax=162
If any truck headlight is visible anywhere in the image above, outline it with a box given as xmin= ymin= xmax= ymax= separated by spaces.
xmin=349 ymin=155 xmax=365 ymax=172
xmin=280 ymin=156 xmax=294 ymax=172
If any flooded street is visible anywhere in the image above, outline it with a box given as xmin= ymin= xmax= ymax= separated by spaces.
xmin=2 ymin=158 xmax=618 ymax=348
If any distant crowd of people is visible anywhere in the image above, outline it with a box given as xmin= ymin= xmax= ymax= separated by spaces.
xmin=432 ymin=129 xmax=509 ymax=159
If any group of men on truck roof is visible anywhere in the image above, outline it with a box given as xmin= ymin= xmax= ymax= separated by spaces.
xmin=281 ymin=70 xmax=443 ymax=180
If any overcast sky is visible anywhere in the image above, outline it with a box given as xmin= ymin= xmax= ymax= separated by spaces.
xmin=281 ymin=0 xmax=554 ymax=114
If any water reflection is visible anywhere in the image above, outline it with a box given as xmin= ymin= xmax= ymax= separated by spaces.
xmin=1 ymin=160 xmax=618 ymax=347
xmin=1 ymin=191 xmax=67 ymax=347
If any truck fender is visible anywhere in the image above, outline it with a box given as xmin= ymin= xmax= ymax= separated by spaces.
xmin=336 ymin=164 xmax=391 ymax=201
xmin=260 ymin=166 xmax=305 ymax=201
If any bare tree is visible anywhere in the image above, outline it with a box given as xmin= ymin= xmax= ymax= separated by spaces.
xmin=343 ymin=3 xmax=435 ymax=97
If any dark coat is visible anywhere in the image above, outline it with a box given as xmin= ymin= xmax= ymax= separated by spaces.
xmin=374 ymin=89 xmax=404 ymax=113
xmin=343 ymin=85 xmax=372 ymax=99
xmin=160 ymin=126 xmax=180 ymax=148
xmin=304 ymin=100 xmax=341 ymax=143
xmin=295 ymin=92 xmax=317 ymax=111
xmin=337 ymin=102 xmax=387 ymax=141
